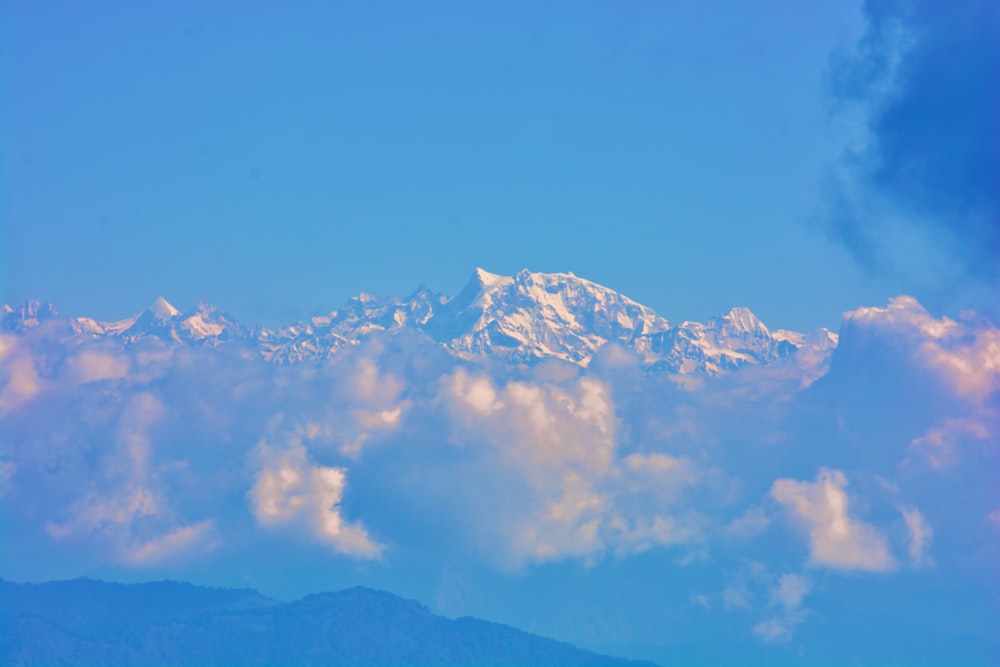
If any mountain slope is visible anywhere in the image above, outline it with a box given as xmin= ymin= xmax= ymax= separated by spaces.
xmin=2 ymin=268 xmax=837 ymax=376
xmin=0 ymin=579 xmax=654 ymax=667
xmin=426 ymin=269 xmax=672 ymax=365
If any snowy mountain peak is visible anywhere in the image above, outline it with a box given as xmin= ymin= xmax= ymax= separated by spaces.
xmin=772 ymin=327 xmax=839 ymax=350
xmin=188 ymin=301 xmax=219 ymax=316
xmin=1 ymin=300 xmax=60 ymax=332
xmin=472 ymin=267 xmax=512 ymax=290
xmin=430 ymin=268 xmax=673 ymax=365
xmin=713 ymin=307 xmax=770 ymax=337
xmin=805 ymin=327 xmax=839 ymax=349
xmin=353 ymin=292 xmax=379 ymax=305
xmin=146 ymin=297 xmax=180 ymax=320
xmin=15 ymin=269 xmax=838 ymax=375
xmin=177 ymin=302 xmax=244 ymax=341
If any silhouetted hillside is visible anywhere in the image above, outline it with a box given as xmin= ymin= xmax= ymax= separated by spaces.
xmin=0 ymin=579 xmax=655 ymax=666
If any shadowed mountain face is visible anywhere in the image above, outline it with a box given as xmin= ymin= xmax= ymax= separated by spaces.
xmin=0 ymin=579 xmax=655 ymax=667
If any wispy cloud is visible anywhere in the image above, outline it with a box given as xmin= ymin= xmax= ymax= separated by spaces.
xmin=825 ymin=0 xmax=1000 ymax=297
xmin=900 ymin=505 xmax=933 ymax=566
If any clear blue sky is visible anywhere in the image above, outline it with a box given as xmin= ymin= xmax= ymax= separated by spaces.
xmin=0 ymin=1 xmax=964 ymax=331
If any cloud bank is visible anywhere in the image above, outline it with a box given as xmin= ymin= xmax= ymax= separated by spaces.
xmin=0 ymin=294 xmax=997 ymax=655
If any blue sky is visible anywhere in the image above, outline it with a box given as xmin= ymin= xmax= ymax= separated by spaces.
xmin=0 ymin=0 xmax=942 ymax=331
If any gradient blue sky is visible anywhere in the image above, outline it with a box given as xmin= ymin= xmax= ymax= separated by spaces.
xmin=2 ymin=0 xmax=931 ymax=332
xmin=4 ymin=0 xmax=997 ymax=329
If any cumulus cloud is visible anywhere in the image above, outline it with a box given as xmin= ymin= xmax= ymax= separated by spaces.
xmin=317 ymin=354 xmax=409 ymax=458
xmin=0 ymin=334 xmax=44 ymax=414
xmin=441 ymin=369 xmax=617 ymax=564
xmin=439 ymin=368 xmax=703 ymax=566
xmin=250 ymin=439 xmax=383 ymax=559
xmin=842 ymin=296 xmax=1000 ymax=402
xmin=772 ymin=469 xmax=895 ymax=572
xmin=826 ymin=0 xmax=1000 ymax=290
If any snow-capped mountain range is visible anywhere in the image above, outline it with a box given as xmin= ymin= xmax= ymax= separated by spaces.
xmin=2 ymin=268 xmax=837 ymax=375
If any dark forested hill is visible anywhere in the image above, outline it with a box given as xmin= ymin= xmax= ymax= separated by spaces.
xmin=0 ymin=579 xmax=655 ymax=666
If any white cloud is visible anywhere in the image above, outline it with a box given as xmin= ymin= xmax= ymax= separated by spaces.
xmin=907 ymin=416 xmax=991 ymax=468
xmin=249 ymin=440 xmax=383 ymax=559
xmin=347 ymin=355 xmax=404 ymax=405
xmin=65 ymin=349 xmax=130 ymax=384
xmin=724 ymin=507 xmax=772 ymax=540
xmin=121 ymin=520 xmax=217 ymax=566
xmin=844 ymin=296 xmax=1000 ymax=401
xmin=772 ymin=469 xmax=895 ymax=572
xmin=752 ymin=617 xmax=793 ymax=642
xmin=901 ymin=506 xmax=933 ymax=566
xmin=46 ymin=485 xmax=162 ymax=540
xmin=0 ymin=335 xmax=44 ymax=414
xmin=34 ymin=386 xmax=220 ymax=567
xmin=470 ymin=374 xmax=614 ymax=563
xmin=45 ymin=485 xmax=217 ymax=566
xmin=726 ymin=569 xmax=812 ymax=643
xmin=2 ymin=292 xmax=997 ymax=638
xmin=690 ymin=593 xmax=712 ymax=610
xmin=752 ymin=573 xmax=812 ymax=642
xmin=770 ymin=573 xmax=810 ymax=610
xmin=333 ymin=356 xmax=409 ymax=457
xmin=440 ymin=369 xmax=703 ymax=566
xmin=718 ymin=563 xmax=813 ymax=641
xmin=722 ymin=582 xmax=753 ymax=611
xmin=114 ymin=392 xmax=166 ymax=479
xmin=751 ymin=608 xmax=810 ymax=643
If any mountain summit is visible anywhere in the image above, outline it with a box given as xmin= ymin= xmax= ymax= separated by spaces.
xmin=146 ymin=296 xmax=180 ymax=320
xmin=424 ymin=269 xmax=672 ymax=364
xmin=5 ymin=269 xmax=836 ymax=375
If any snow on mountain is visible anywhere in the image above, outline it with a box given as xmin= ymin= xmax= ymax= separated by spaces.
xmin=426 ymin=268 xmax=672 ymax=365
xmin=9 ymin=269 xmax=837 ymax=375
xmin=148 ymin=296 xmax=180 ymax=319
xmin=1 ymin=300 xmax=60 ymax=333
xmin=258 ymin=288 xmax=444 ymax=363
xmin=69 ymin=298 xmax=247 ymax=347
xmin=772 ymin=327 xmax=839 ymax=350
xmin=642 ymin=307 xmax=796 ymax=374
